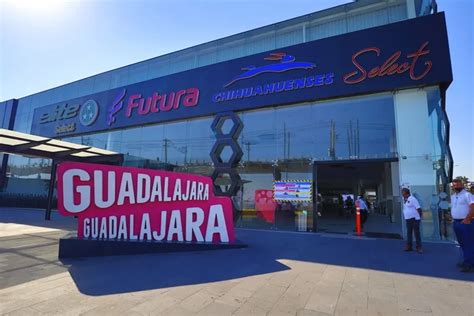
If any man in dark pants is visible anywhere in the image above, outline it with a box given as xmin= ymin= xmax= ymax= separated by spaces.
xmin=402 ymin=188 xmax=423 ymax=253
xmin=451 ymin=179 xmax=474 ymax=272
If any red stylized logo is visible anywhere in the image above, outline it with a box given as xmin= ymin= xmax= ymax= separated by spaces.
xmin=343 ymin=41 xmax=432 ymax=85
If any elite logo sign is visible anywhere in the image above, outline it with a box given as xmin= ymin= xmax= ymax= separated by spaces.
xmin=39 ymin=99 xmax=100 ymax=135
xmin=57 ymin=162 xmax=235 ymax=243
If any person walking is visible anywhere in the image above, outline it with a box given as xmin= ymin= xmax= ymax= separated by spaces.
xmin=402 ymin=188 xmax=423 ymax=253
xmin=451 ymin=179 xmax=474 ymax=272
xmin=345 ymin=195 xmax=354 ymax=217
xmin=356 ymin=194 xmax=369 ymax=230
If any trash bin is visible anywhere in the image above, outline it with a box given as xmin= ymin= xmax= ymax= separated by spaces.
xmin=295 ymin=210 xmax=307 ymax=231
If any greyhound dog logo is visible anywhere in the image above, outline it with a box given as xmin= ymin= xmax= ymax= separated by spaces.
xmin=224 ymin=52 xmax=316 ymax=87
xmin=107 ymin=89 xmax=126 ymax=126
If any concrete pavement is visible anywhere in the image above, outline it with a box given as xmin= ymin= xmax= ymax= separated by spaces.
xmin=1 ymin=209 xmax=473 ymax=315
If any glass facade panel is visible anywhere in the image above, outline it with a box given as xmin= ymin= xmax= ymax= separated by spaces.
xmin=198 ymin=48 xmax=218 ymax=67
xmin=1 ymin=155 xmax=52 ymax=208
xmin=239 ymin=109 xmax=277 ymax=163
xmin=245 ymin=35 xmax=276 ymax=55
xmin=388 ymin=3 xmax=408 ymax=22
xmin=186 ymin=118 xmax=214 ymax=164
xmin=275 ymin=28 xmax=303 ymax=48
xmin=307 ymin=18 xmax=347 ymax=41
xmin=425 ymin=87 xmax=453 ymax=241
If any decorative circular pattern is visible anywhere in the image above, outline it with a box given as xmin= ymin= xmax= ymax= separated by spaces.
xmin=79 ymin=99 xmax=99 ymax=127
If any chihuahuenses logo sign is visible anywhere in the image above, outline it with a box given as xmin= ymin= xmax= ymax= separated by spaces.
xmin=213 ymin=52 xmax=334 ymax=103
xmin=224 ymin=52 xmax=316 ymax=87
xmin=57 ymin=162 xmax=235 ymax=243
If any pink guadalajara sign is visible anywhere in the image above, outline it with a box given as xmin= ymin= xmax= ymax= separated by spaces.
xmin=57 ymin=162 xmax=235 ymax=243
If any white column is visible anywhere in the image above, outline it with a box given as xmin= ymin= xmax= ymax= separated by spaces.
xmin=394 ymin=89 xmax=438 ymax=239
xmin=394 ymin=89 xmax=435 ymax=187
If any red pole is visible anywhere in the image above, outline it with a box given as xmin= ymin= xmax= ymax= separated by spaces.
xmin=355 ymin=200 xmax=361 ymax=235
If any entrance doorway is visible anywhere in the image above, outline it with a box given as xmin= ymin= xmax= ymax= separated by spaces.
xmin=314 ymin=160 xmax=402 ymax=238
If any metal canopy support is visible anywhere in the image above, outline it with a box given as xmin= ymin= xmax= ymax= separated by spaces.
xmin=0 ymin=128 xmax=124 ymax=221
xmin=45 ymin=160 xmax=57 ymax=221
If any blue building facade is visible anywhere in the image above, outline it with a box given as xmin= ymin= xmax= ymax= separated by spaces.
xmin=0 ymin=0 xmax=454 ymax=240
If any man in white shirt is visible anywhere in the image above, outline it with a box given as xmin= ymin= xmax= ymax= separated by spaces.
xmin=451 ymin=179 xmax=474 ymax=272
xmin=402 ymin=188 xmax=423 ymax=253
xmin=356 ymin=194 xmax=369 ymax=231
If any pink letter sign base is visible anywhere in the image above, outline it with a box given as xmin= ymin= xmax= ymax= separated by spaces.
xmin=56 ymin=162 xmax=247 ymax=259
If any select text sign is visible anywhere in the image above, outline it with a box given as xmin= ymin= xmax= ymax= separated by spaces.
xmin=57 ymin=162 xmax=235 ymax=243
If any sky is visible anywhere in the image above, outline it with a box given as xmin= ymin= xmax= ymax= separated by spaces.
xmin=0 ymin=0 xmax=473 ymax=179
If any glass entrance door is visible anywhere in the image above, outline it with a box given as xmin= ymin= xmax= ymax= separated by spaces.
xmin=313 ymin=160 xmax=403 ymax=238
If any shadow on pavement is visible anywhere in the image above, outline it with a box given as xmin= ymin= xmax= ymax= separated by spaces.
xmin=0 ymin=208 xmax=77 ymax=231
xmin=1 ymin=209 xmax=472 ymax=295
xmin=61 ymin=228 xmax=474 ymax=296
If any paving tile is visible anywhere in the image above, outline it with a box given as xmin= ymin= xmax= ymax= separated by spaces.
xmin=80 ymin=298 xmax=142 ymax=316
xmin=159 ymin=305 xmax=196 ymax=316
xmin=202 ymin=281 xmax=236 ymax=297
xmin=2 ymin=306 xmax=45 ymax=316
xmin=367 ymin=296 xmax=399 ymax=316
xmin=305 ymin=286 xmax=341 ymax=315
xmin=1 ymin=284 xmax=74 ymax=314
xmin=179 ymin=289 xmax=218 ymax=313
xmin=129 ymin=293 xmax=181 ymax=314
xmin=296 ymin=309 xmax=333 ymax=316
xmin=335 ymin=305 xmax=369 ymax=316
xmin=233 ymin=299 xmax=269 ymax=316
xmin=161 ymin=284 xmax=205 ymax=301
xmin=250 ymin=282 xmax=288 ymax=305
xmin=214 ymin=288 xmax=252 ymax=307
xmin=195 ymin=301 xmax=238 ymax=316
xmin=268 ymin=270 xmax=299 ymax=287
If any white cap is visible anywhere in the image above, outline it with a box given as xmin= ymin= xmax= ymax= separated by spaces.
xmin=401 ymin=182 xmax=410 ymax=190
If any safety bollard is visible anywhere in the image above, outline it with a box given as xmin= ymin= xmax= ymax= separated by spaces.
xmin=355 ymin=200 xmax=361 ymax=236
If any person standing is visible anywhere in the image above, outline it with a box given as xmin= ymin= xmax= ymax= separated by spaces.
xmin=451 ymin=179 xmax=474 ymax=272
xmin=356 ymin=195 xmax=369 ymax=230
xmin=402 ymin=188 xmax=423 ymax=253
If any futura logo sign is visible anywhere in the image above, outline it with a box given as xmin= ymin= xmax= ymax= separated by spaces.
xmin=106 ymin=87 xmax=200 ymax=127
xmin=108 ymin=89 xmax=126 ymax=126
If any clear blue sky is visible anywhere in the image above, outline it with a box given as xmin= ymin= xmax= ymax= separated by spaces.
xmin=0 ymin=0 xmax=472 ymax=179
